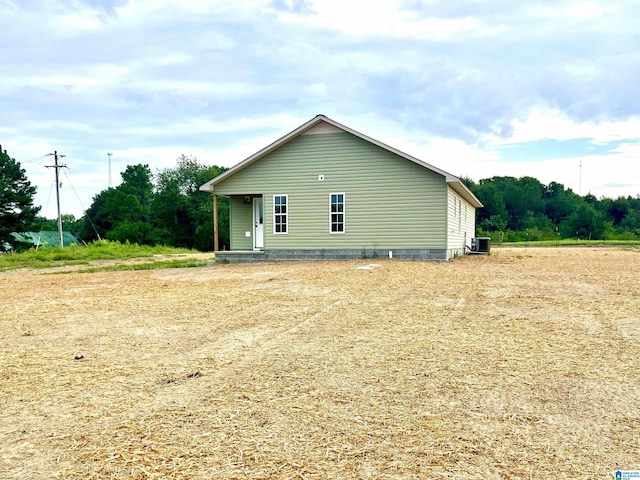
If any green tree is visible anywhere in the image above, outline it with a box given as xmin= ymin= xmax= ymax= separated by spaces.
xmin=620 ymin=209 xmax=640 ymax=232
xmin=561 ymin=203 xmax=608 ymax=239
xmin=459 ymin=176 xmax=477 ymax=190
xmin=543 ymin=182 xmax=581 ymax=224
xmin=152 ymin=155 xmax=228 ymax=250
xmin=60 ymin=214 xmax=82 ymax=238
xmin=521 ymin=211 xmax=553 ymax=231
xmin=24 ymin=216 xmax=57 ymax=232
xmin=0 ymin=146 xmax=40 ymax=251
xmin=77 ymin=189 xmax=112 ymax=241
xmin=195 ymin=166 xmax=229 ymax=251
xmin=502 ymin=176 xmax=545 ymax=230
xmin=601 ymin=197 xmax=630 ymax=226
xmin=464 ymin=174 xmax=639 ymax=240
xmin=471 ymin=177 xmax=509 ymax=230
xmin=79 ymin=164 xmax=154 ymax=244
xmin=480 ymin=214 xmax=508 ymax=232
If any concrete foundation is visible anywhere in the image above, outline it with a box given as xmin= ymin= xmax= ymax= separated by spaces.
xmin=215 ymin=248 xmax=465 ymax=263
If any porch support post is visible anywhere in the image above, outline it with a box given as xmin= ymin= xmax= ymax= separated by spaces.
xmin=213 ymin=194 xmax=219 ymax=252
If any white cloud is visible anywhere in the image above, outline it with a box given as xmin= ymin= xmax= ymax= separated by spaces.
xmin=489 ymin=108 xmax=640 ymax=145
xmin=113 ymin=0 xmax=270 ymax=27
xmin=520 ymin=1 xmax=617 ymax=22
xmin=564 ymin=1 xmax=618 ymax=20
xmin=3 ymin=0 xmax=640 ymax=220
xmin=152 ymin=53 xmax=194 ymax=67
xmin=126 ymin=79 xmax=264 ymax=97
xmin=275 ymin=0 xmax=505 ymax=40
xmin=125 ymin=113 xmax=305 ymax=136
xmin=1 ymin=63 xmax=135 ymax=94
xmin=52 ymin=10 xmax=105 ymax=33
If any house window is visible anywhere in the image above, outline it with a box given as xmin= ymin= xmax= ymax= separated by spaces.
xmin=330 ymin=193 xmax=345 ymax=233
xmin=273 ymin=194 xmax=288 ymax=234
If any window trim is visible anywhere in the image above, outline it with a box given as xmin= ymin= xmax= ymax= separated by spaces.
xmin=273 ymin=194 xmax=288 ymax=235
xmin=329 ymin=192 xmax=345 ymax=234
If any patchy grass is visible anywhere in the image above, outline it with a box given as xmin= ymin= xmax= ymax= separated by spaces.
xmin=498 ymin=239 xmax=640 ymax=247
xmin=68 ymin=258 xmax=211 ymax=274
xmin=0 ymin=240 xmax=196 ymax=272
xmin=1 ymin=247 xmax=638 ymax=479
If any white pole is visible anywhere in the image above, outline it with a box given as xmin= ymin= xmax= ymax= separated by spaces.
xmin=579 ymin=160 xmax=582 ymax=195
xmin=107 ymin=153 xmax=113 ymax=188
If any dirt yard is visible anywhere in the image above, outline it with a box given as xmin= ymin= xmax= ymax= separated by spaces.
xmin=1 ymin=247 xmax=638 ymax=479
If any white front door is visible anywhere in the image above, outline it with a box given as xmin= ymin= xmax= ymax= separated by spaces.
xmin=253 ymin=197 xmax=264 ymax=250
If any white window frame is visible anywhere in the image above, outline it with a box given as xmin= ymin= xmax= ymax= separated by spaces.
xmin=329 ymin=192 xmax=345 ymax=234
xmin=273 ymin=194 xmax=288 ymax=235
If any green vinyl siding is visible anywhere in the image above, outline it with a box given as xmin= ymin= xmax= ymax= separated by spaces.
xmin=215 ymin=132 xmax=448 ymax=250
xmin=229 ymin=196 xmax=253 ymax=250
xmin=446 ymin=187 xmax=476 ymax=250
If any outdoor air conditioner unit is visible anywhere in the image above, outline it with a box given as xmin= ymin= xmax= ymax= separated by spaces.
xmin=471 ymin=237 xmax=491 ymax=254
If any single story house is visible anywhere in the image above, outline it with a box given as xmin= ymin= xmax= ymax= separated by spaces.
xmin=199 ymin=114 xmax=482 ymax=262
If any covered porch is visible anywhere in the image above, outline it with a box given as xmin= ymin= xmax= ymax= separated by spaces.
xmin=212 ymin=194 xmax=264 ymax=253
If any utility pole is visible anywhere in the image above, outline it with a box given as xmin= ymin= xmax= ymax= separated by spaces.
xmin=579 ymin=160 xmax=582 ymax=195
xmin=45 ymin=151 xmax=67 ymax=248
xmin=107 ymin=152 xmax=113 ymax=188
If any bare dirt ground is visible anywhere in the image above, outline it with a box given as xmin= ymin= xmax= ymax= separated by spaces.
xmin=1 ymin=247 xmax=638 ymax=479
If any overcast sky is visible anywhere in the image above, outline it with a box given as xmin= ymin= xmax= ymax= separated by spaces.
xmin=1 ymin=0 xmax=639 ymax=218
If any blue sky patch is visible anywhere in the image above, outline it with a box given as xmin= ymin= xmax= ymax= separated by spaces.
xmin=497 ymin=139 xmax=622 ymax=162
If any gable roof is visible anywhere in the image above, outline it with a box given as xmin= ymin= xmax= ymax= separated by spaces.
xmin=200 ymin=114 xmax=482 ymax=208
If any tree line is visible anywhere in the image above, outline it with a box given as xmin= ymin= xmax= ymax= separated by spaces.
xmin=2 ymin=144 xmax=639 ymax=252
xmin=73 ymin=156 xmax=230 ymax=250
xmin=1 ymin=150 xmax=230 ymax=251
xmin=463 ymin=176 xmax=640 ymax=241
xmin=56 ymin=171 xmax=640 ymax=247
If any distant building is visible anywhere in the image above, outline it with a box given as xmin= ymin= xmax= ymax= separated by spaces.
xmin=9 ymin=231 xmax=80 ymax=249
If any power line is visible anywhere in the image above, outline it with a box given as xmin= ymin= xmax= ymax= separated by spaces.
xmin=21 ymin=154 xmax=50 ymax=168
xmin=45 ymin=151 xmax=67 ymax=247
xmin=61 ymin=169 xmax=102 ymax=241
